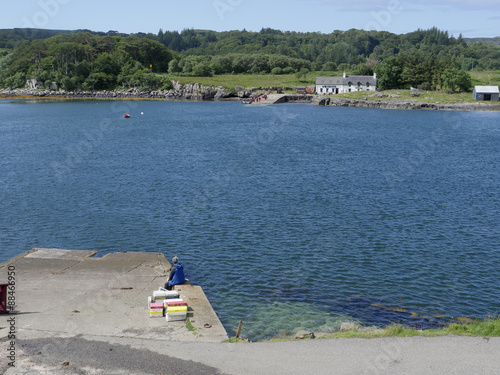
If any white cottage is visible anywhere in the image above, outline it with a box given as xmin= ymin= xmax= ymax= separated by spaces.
xmin=316 ymin=72 xmax=377 ymax=95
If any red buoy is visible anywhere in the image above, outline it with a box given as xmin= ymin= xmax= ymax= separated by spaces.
xmin=123 ymin=114 xmax=130 ymax=118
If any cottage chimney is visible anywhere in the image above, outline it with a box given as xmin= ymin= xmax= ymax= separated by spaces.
xmin=374 ymin=72 xmax=377 ymax=79
xmin=343 ymin=71 xmax=346 ymax=78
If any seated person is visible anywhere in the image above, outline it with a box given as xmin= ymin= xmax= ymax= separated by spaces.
xmin=164 ymin=256 xmax=185 ymax=291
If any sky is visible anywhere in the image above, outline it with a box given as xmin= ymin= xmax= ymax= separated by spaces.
xmin=0 ymin=0 xmax=499 ymax=38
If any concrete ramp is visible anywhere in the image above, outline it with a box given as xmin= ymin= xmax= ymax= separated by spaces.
xmin=0 ymin=248 xmax=228 ymax=343
xmin=244 ymin=94 xmax=287 ymax=105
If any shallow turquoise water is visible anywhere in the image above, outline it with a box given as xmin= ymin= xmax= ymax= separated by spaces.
xmin=1 ymin=99 xmax=499 ymax=340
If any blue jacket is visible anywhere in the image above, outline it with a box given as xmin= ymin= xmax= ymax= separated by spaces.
xmin=168 ymin=263 xmax=185 ymax=286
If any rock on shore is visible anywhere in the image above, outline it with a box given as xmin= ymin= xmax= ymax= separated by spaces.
xmin=312 ymin=95 xmax=500 ymax=111
xmin=0 ymin=80 xmax=236 ymax=101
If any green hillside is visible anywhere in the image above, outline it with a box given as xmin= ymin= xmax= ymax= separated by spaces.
xmin=0 ymin=28 xmax=128 ymax=49
xmin=1 ymin=27 xmax=499 ymax=92
xmin=0 ymin=32 xmax=176 ymax=91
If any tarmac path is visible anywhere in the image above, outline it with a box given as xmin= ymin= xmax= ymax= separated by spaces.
xmin=5 ymin=334 xmax=500 ymax=374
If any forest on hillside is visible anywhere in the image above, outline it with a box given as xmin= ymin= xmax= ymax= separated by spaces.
xmin=154 ymin=27 xmax=499 ymax=69
xmin=0 ymin=27 xmax=499 ymax=91
xmin=0 ymin=33 xmax=175 ymax=91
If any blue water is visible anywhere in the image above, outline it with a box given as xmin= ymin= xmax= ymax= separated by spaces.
xmin=1 ymin=99 xmax=499 ymax=340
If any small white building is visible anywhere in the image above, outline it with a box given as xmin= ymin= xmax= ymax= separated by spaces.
xmin=473 ymin=86 xmax=499 ymax=101
xmin=316 ymin=72 xmax=377 ymax=95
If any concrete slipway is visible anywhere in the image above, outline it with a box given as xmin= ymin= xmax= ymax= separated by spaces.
xmin=1 ymin=248 xmax=499 ymax=374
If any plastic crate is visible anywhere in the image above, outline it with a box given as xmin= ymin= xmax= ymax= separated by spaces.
xmin=153 ymin=290 xmax=179 ymax=301
xmin=164 ymin=299 xmax=187 ymax=308
xmin=149 ymin=302 xmax=164 ymax=318
xmin=166 ymin=305 xmax=188 ymax=314
xmin=166 ymin=312 xmax=187 ymax=322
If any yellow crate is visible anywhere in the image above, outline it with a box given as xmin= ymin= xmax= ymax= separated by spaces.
xmin=166 ymin=305 xmax=188 ymax=313
xmin=149 ymin=310 xmax=163 ymax=318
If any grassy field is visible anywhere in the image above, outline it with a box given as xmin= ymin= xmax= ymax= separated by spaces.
xmin=166 ymin=71 xmax=336 ymax=92
xmin=333 ymin=89 xmax=484 ymax=104
xmin=168 ymin=70 xmax=500 ymax=91
xmin=470 ymin=70 xmax=500 ymax=87
xmin=166 ymin=70 xmax=499 ymax=105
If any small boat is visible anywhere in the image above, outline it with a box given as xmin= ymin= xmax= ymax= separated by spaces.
xmin=123 ymin=114 xmax=131 ymax=118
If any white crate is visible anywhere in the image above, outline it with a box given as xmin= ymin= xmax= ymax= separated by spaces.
xmin=166 ymin=312 xmax=187 ymax=322
xmin=153 ymin=290 xmax=179 ymax=301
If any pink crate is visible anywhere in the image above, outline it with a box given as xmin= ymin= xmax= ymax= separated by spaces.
xmin=165 ymin=300 xmax=187 ymax=307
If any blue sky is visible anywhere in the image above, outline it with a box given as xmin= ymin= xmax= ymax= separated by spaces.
xmin=1 ymin=0 xmax=499 ymax=37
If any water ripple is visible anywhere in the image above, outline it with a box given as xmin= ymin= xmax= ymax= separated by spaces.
xmin=1 ymin=101 xmax=499 ymax=340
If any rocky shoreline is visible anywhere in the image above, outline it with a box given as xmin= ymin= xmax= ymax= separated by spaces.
xmin=312 ymin=95 xmax=500 ymax=111
xmin=2 ymin=83 xmax=499 ymax=111
xmin=0 ymin=80 xmax=237 ymax=101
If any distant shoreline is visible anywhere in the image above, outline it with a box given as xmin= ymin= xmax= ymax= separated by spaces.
xmin=2 ymin=89 xmax=500 ymax=111
xmin=312 ymin=96 xmax=500 ymax=111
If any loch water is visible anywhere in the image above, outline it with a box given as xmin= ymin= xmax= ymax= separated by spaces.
xmin=1 ymin=99 xmax=499 ymax=340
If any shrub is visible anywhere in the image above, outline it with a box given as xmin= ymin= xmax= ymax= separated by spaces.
xmin=337 ymin=63 xmax=350 ymax=72
xmin=168 ymin=59 xmax=181 ymax=74
xmin=61 ymin=76 xmax=76 ymax=91
xmin=4 ymin=71 xmax=25 ymax=88
xmin=322 ymin=62 xmax=337 ymax=71
xmin=271 ymin=67 xmax=283 ymax=75
xmin=160 ymin=77 xmax=173 ymax=90
xmin=417 ymin=82 xmax=432 ymax=91
xmin=192 ymin=62 xmax=213 ymax=77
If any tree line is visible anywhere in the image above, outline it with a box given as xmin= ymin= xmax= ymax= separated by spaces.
xmin=167 ymin=53 xmax=313 ymax=76
xmin=0 ymin=32 xmax=175 ymax=91
xmin=154 ymin=27 xmax=500 ymax=72
xmin=1 ymin=27 xmax=499 ymax=91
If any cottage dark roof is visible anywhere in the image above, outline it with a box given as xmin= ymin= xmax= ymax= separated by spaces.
xmin=316 ymin=75 xmax=377 ymax=86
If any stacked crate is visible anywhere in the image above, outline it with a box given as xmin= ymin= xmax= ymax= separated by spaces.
xmin=149 ymin=302 xmax=164 ymax=318
xmin=165 ymin=299 xmax=188 ymax=321
xmin=148 ymin=290 xmax=188 ymax=320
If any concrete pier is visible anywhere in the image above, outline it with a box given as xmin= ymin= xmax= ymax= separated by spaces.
xmin=0 ymin=248 xmax=227 ymax=343
xmin=241 ymin=93 xmax=287 ymax=105
xmin=242 ymin=94 xmax=313 ymax=105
